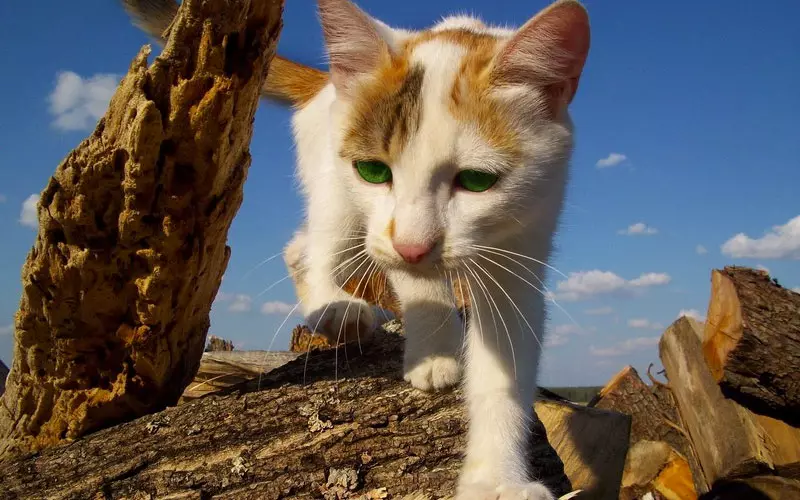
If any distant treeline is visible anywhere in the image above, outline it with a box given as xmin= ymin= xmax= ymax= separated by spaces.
xmin=543 ymin=386 xmax=603 ymax=404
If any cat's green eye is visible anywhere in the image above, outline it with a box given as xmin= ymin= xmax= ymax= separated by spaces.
xmin=354 ymin=160 xmax=392 ymax=184
xmin=456 ymin=169 xmax=499 ymax=192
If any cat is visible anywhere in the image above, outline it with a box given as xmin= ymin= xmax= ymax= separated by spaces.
xmin=123 ymin=0 xmax=590 ymax=498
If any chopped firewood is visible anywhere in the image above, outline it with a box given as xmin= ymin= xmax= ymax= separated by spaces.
xmin=536 ymin=398 xmax=631 ymax=499
xmin=660 ymin=316 xmax=800 ymax=485
xmin=590 ymin=365 xmax=707 ymax=494
xmin=620 ymin=440 xmax=697 ymax=500
xmin=702 ymin=266 xmax=800 ymax=426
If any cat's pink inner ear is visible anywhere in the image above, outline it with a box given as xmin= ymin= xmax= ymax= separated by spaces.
xmin=493 ymin=0 xmax=590 ymax=101
xmin=318 ymin=0 xmax=390 ymax=91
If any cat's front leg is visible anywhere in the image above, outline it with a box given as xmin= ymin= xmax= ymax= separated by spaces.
xmin=388 ymin=272 xmax=463 ymax=392
xmin=456 ymin=276 xmax=552 ymax=499
xmin=299 ymin=204 xmax=377 ymax=345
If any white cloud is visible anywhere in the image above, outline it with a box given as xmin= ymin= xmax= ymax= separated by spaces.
xmin=227 ymin=294 xmax=253 ymax=313
xmin=695 ymin=245 xmax=708 ymax=255
xmin=0 ymin=194 xmax=7 ymax=203
xmin=0 ymin=324 xmax=13 ymax=336
xmin=756 ymin=264 xmax=770 ymax=274
xmin=721 ymin=215 xmax=800 ymax=260
xmin=629 ymin=273 xmax=672 ymax=287
xmin=596 ymin=153 xmax=627 ymax=168
xmin=544 ymin=334 xmax=569 ymax=347
xmin=584 ymin=307 xmax=614 ymax=316
xmin=627 ymin=318 xmax=664 ymax=330
xmin=590 ymin=336 xmax=659 ymax=357
xmin=618 ymin=222 xmax=658 ymax=236
xmin=48 ymin=71 xmax=121 ymax=131
xmin=792 ymin=287 xmax=800 ymax=294
xmin=677 ymin=309 xmax=706 ymax=322
xmin=19 ymin=194 xmax=40 ymax=229
xmin=555 ymin=270 xmax=671 ymax=302
xmin=260 ymin=301 xmax=297 ymax=316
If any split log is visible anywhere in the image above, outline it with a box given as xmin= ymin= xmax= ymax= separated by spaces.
xmin=659 ymin=317 xmax=800 ymax=486
xmin=589 ymin=365 xmax=707 ymax=494
xmin=702 ymin=266 xmax=800 ymax=426
xmin=0 ymin=0 xmax=284 ymax=462
xmin=0 ymin=327 xmax=574 ymax=499
xmin=620 ymin=440 xmax=697 ymax=500
xmin=536 ymin=398 xmax=631 ymax=500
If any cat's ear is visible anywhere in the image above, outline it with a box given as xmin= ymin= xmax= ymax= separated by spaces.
xmin=492 ymin=0 xmax=590 ymax=105
xmin=318 ymin=0 xmax=391 ymax=93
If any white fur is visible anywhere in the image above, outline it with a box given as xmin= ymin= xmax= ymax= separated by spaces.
xmin=286 ymin=2 xmax=584 ymax=498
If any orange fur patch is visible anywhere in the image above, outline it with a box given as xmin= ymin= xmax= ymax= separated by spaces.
xmin=263 ymin=55 xmax=329 ymax=108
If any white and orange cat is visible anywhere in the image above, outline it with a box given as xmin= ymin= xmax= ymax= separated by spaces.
xmin=125 ymin=0 xmax=590 ymax=497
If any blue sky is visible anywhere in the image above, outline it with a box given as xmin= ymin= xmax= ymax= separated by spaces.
xmin=0 ymin=0 xmax=798 ymax=386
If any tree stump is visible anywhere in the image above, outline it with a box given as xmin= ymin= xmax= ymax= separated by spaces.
xmin=0 ymin=0 xmax=284 ymax=462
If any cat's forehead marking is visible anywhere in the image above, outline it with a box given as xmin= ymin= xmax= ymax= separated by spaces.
xmin=340 ymin=25 xmax=520 ymax=166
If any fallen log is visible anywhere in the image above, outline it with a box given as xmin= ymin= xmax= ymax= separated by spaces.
xmin=589 ymin=365 xmax=707 ymax=494
xmin=620 ymin=440 xmax=697 ymax=500
xmin=536 ymin=398 xmax=631 ymax=499
xmin=0 ymin=326 xmax=574 ymax=499
xmin=659 ymin=316 xmax=800 ymax=486
xmin=0 ymin=0 xmax=284 ymax=462
xmin=702 ymin=266 xmax=800 ymax=426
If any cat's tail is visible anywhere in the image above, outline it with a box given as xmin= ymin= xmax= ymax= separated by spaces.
xmin=121 ymin=0 xmax=329 ymax=107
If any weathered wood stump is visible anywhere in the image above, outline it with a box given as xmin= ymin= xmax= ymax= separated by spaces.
xmin=0 ymin=0 xmax=284 ymax=462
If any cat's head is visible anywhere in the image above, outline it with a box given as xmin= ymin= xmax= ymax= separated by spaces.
xmin=320 ymin=0 xmax=590 ymax=274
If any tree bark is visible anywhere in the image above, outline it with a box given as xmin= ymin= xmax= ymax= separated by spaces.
xmin=0 ymin=0 xmax=284 ymax=462
xmin=701 ymin=476 xmax=800 ymax=500
xmin=659 ymin=317 xmax=800 ymax=486
xmin=702 ymin=266 xmax=800 ymax=426
xmin=0 ymin=327 xmax=574 ymax=500
xmin=588 ymin=365 xmax=707 ymax=494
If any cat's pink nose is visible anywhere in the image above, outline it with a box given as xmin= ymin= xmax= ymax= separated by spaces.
xmin=392 ymin=241 xmax=434 ymax=264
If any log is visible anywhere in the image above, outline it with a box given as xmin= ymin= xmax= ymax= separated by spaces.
xmin=0 ymin=0 xmax=284 ymax=462
xmin=180 ymin=350 xmax=300 ymax=403
xmin=0 ymin=326 xmax=574 ymax=499
xmin=589 ymin=365 xmax=707 ymax=494
xmin=702 ymin=266 xmax=800 ymax=426
xmin=659 ymin=317 xmax=800 ymax=485
xmin=181 ymin=326 xmax=630 ymax=499
xmin=536 ymin=398 xmax=631 ymax=500
xmin=620 ymin=440 xmax=697 ymax=500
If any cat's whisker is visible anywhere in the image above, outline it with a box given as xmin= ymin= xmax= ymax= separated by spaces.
xmin=466 ymin=258 xmax=518 ymax=381
xmin=454 ymin=269 xmax=470 ymax=355
xmin=475 ymin=250 xmax=584 ymax=334
xmin=257 ymin=300 xmax=302 ymax=391
xmin=461 ymin=266 xmax=485 ymax=347
xmin=305 ymin=252 xmax=372 ymax=385
xmin=240 ymin=250 xmax=284 ymax=282
xmin=334 ymin=258 xmax=378 ymax=383
xmin=253 ymin=244 xmax=366 ymax=300
xmin=472 ymin=256 xmax=544 ymax=353
xmin=471 ymin=244 xmax=570 ymax=280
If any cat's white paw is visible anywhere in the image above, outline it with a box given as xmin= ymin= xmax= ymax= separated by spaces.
xmin=456 ymin=481 xmax=556 ymax=500
xmin=404 ymin=355 xmax=461 ymax=392
xmin=305 ymin=297 xmax=377 ymax=344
